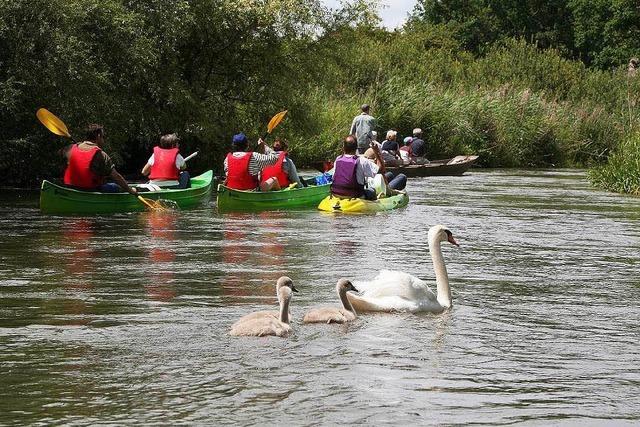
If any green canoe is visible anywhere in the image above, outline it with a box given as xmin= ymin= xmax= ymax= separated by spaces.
xmin=40 ymin=170 xmax=213 ymax=215
xmin=216 ymin=180 xmax=331 ymax=212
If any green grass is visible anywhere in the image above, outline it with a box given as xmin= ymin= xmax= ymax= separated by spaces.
xmin=590 ymin=133 xmax=640 ymax=195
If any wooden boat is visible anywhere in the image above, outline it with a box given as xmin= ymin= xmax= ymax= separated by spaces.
xmin=216 ymin=179 xmax=331 ymax=212
xmin=40 ymin=170 xmax=213 ymax=215
xmin=317 ymin=191 xmax=409 ymax=213
xmin=386 ymin=155 xmax=479 ymax=177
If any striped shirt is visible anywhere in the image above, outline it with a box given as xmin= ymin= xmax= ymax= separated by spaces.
xmin=224 ymin=148 xmax=279 ymax=176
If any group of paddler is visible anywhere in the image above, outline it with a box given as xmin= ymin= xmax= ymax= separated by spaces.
xmin=223 ymin=104 xmax=415 ymax=201
xmin=58 ymin=124 xmax=192 ymax=196
xmin=40 ymin=103 xmax=426 ymax=204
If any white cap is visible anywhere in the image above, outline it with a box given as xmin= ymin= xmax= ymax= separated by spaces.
xmin=413 ymin=128 xmax=422 ymax=135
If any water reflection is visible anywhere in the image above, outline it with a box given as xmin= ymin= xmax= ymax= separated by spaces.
xmin=219 ymin=212 xmax=289 ymax=301
xmin=143 ymin=212 xmax=178 ymax=302
xmin=57 ymin=218 xmax=96 ymax=323
xmin=256 ymin=211 xmax=286 ymax=283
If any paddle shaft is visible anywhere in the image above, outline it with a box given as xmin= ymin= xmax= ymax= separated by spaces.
xmin=183 ymin=151 xmax=198 ymax=162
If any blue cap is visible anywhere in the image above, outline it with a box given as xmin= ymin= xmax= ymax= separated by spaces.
xmin=232 ymin=132 xmax=248 ymax=144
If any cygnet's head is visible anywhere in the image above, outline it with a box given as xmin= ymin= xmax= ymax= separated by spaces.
xmin=428 ymin=225 xmax=459 ymax=247
xmin=277 ymin=285 xmax=294 ymax=301
xmin=336 ymin=278 xmax=359 ymax=293
xmin=276 ymin=276 xmax=299 ymax=293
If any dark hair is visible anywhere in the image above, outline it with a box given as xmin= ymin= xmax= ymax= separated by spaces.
xmin=361 ymin=104 xmax=370 ymax=113
xmin=273 ymin=138 xmax=288 ymax=152
xmin=343 ymin=135 xmax=358 ymax=154
xmin=85 ymin=124 xmax=104 ymax=141
xmin=159 ymin=133 xmax=179 ymax=148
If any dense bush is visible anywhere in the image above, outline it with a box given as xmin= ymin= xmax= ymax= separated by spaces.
xmin=590 ymin=133 xmax=640 ymax=195
xmin=0 ymin=0 xmax=325 ymax=186
xmin=0 ymin=0 xmax=638 ymax=194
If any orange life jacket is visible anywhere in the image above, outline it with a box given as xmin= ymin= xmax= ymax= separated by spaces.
xmin=149 ymin=147 xmax=180 ymax=180
xmin=226 ymin=152 xmax=258 ymax=190
xmin=260 ymin=151 xmax=290 ymax=187
xmin=63 ymin=144 xmax=104 ymax=189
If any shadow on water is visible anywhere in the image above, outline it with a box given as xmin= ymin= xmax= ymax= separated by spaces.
xmin=1 ymin=169 xmax=640 ymax=425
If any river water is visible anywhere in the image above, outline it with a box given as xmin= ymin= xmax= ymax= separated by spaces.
xmin=1 ymin=169 xmax=639 ymax=425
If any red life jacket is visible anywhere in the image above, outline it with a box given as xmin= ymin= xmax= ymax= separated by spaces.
xmin=149 ymin=147 xmax=180 ymax=180
xmin=260 ymin=151 xmax=290 ymax=187
xmin=63 ymin=144 xmax=104 ymax=189
xmin=226 ymin=152 xmax=258 ymax=190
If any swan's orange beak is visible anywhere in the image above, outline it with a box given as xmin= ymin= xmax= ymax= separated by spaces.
xmin=447 ymin=234 xmax=459 ymax=247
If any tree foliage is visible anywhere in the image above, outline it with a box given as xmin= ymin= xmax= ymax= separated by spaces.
xmin=0 ymin=0 xmax=639 ymax=192
xmin=0 ymin=0 xmax=326 ymax=185
xmin=411 ymin=0 xmax=640 ymax=68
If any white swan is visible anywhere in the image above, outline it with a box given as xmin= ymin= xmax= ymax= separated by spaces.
xmin=347 ymin=225 xmax=459 ymax=313
xmin=230 ymin=285 xmax=295 ymax=337
xmin=237 ymin=276 xmax=298 ymax=322
xmin=302 ymin=278 xmax=359 ymax=324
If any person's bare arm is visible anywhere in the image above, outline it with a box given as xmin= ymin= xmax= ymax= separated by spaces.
xmin=110 ymin=169 xmax=137 ymax=195
xmin=141 ymin=163 xmax=151 ymax=176
xmin=255 ymin=138 xmax=266 ymax=154
xmin=371 ymin=143 xmax=386 ymax=174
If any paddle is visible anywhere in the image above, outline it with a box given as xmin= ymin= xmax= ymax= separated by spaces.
xmin=183 ymin=151 xmax=198 ymax=162
xmin=36 ymin=108 xmax=76 ymax=142
xmin=36 ymin=108 xmax=171 ymax=212
xmin=261 ymin=110 xmax=288 ymax=141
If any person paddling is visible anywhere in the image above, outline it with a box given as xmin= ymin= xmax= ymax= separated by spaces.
xmin=224 ymin=132 xmax=279 ymax=191
xmin=141 ymin=133 xmax=190 ymax=188
xmin=62 ymin=124 xmax=137 ymax=195
xmin=259 ymin=138 xmax=305 ymax=191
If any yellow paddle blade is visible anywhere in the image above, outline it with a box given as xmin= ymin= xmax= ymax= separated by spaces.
xmin=266 ymin=110 xmax=288 ymax=134
xmin=36 ymin=108 xmax=72 ymax=138
xmin=138 ymin=196 xmax=179 ymax=212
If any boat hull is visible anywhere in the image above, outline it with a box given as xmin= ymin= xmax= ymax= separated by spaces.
xmin=40 ymin=170 xmax=213 ymax=215
xmin=317 ymin=192 xmax=409 ymax=213
xmin=216 ymin=183 xmax=331 ymax=212
xmin=386 ymin=155 xmax=479 ymax=177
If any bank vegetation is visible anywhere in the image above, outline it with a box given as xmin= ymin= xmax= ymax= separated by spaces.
xmin=0 ymin=0 xmax=638 ymax=193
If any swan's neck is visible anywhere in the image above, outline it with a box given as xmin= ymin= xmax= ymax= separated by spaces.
xmin=429 ymin=238 xmax=452 ymax=308
xmin=279 ymin=294 xmax=291 ymax=324
xmin=338 ymin=286 xmax=357 ymax=316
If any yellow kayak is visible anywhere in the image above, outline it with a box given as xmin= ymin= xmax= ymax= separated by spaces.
xmin=317 ymin=192 xmax=409 ymax=213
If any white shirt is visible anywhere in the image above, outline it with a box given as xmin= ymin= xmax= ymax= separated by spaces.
xmin=355 ymin=156 xmax=379 ymax=185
